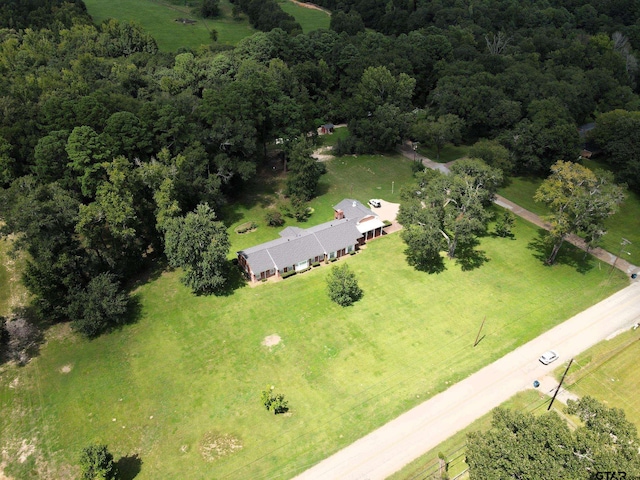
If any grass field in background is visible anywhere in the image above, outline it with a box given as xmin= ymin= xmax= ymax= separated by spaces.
xmin=418 ymin=144 xmax=470 ymax=163
xmin=0 ymin=148 xmax=628 ymax=478
xmin=564 ymin=328 xmax=640 ymax=430
xmin=498 ymin=164 xmax=640 ymax=260
xmin=278 ymin=0 xmax=330 ymax=33
xmin=83 ymin=0 xmax=255 ymax=50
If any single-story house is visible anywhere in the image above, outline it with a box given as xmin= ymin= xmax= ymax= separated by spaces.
xmin=320 ymin=123 xmax=335 ymax=134
xmin=237 ymin=199 xmax=385 ymax=282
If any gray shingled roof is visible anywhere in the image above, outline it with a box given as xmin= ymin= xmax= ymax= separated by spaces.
xmin=333 ymin=199 xmax=375 ymax=220
xmin=238 ymin=218 xmax=362 ymax=275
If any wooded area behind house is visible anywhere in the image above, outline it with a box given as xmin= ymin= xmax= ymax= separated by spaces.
xmin=0 ymin=0 xmax=638 ymax=333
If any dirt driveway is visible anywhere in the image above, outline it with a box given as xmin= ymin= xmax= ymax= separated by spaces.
xmin=372 ymin=200 xmax=402 ymax=234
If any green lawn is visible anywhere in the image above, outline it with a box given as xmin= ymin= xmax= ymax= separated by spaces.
xmin=418 ymin=144 xmax=470 ymax=163
xmin=564 ymin=328 xmax=640 ymax=430
xmin=0 ymin=237 xmax=27 ymax=316
xmin=498 ymin=176 xmax=548 ymax=215
xmin=83 ymin=0 xmax=255 ymax=50
xmin=318 ymin=126 xmax=349 ymax=147
xmin=0 ymin=187 xmax=628 ymax=479
xmin=278 ymin=0 xmax=330 ymax=33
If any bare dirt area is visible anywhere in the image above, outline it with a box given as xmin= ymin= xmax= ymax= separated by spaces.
xmin=262 ymin=334 xmax=282 ymax=347
xmin=312 ymin=146 xmax=334 ymax=162
xmin=289 ymin=0 xmax=331 ymax=14
xmin=59 ymin=364 xmax=72 ymax=374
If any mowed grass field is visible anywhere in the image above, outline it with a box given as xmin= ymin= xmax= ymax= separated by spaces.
xmin=498 ymin=161 xmax=640 ymax=261
xmin=0 ymin=155 xmax=630 ymax=479
xmin=83 ymin=0 xmax=255 ymax=50
xmin=564 ymin=328 xmax=640 ymax=430
xmin=278 ymin=0 xmax=330 ymax=33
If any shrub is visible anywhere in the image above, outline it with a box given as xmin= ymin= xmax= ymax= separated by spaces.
xmin=265 ymin=211 xmax=284 ymax=227
xmin=261 ymin=386 xmax=289 ymax=415
xmin=312 ymin=262 xmax=321 ymax=267
xmin=79 ymin=443 xmax=116 ymax=480
xmin=281 ymin=270 xmax=297 ymax=279
xmin=281 ymin=197 xmax=310 ymax=222
xmin=383 ymin=220 xmax=392 ymax=227
xmin=326 ymin=263 xmax=363 ymax=306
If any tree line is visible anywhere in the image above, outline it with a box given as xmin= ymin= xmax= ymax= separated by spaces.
xmin=0 ymin=0 xmax=638 ymax=337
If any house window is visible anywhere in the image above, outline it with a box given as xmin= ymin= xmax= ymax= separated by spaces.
xmin=347 ymin=244 xmax=354 ymax=253
xmin=329 ymin=251 xmax=336 ymax=259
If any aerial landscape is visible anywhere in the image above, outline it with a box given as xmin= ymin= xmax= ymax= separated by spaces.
xmin=0 ymin=0 xmax=639 ymax=478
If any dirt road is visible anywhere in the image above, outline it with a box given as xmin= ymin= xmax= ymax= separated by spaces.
xmin=294 ymin=281 xmax=640 ymax=480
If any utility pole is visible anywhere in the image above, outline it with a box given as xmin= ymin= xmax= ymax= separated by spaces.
xmin=474 ymin=316 xmax=486 ymax=347
xmin=609 ymin=237 xmax=632 ymax=275
xmin=548 ymin=358 xmax=573 ymax=411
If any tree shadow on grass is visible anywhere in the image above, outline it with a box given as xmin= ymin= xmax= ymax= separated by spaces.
xmin=200 ymin=259 xmax=248 ymax=298
xmin=527 ymin=229 xmax=595 ymax=274
xmin=455 ymin=242 xmax=489 ymax=271
xmin=116 ymin=454 xmax=142 ymax=480
xmin=404 ymin=249 xmax=446 ymax=274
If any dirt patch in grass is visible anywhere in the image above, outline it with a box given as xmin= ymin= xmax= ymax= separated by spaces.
xmin=17 ymin=439 xmax=35 ymax=463
xmin=59 ymin=364 xmax=72 ymax=374
xmin=262 ymin=334 xmax=281 ymax=347
xmin=199 ymin=432 xmax=243 ymax=462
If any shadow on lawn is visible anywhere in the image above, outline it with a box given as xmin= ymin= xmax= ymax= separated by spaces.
xmin=116 ymin=454 xmax=142 ymax=480
xmin=222 ymin=165 xmax=283 ymax=227
xmin=528 ymin=229 xmax=595 ymax=274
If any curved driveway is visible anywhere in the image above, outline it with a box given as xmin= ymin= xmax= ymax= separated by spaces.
xmin=294 ymin=281 xmax=640 ymax=480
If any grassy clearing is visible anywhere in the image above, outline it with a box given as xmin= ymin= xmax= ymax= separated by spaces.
xmin=83 ymin=0 xmax=255 ymax=51
xmin=318 ymin=126 xmax=349 ymax=147
xmin=0 ymin=190 xmax=627 ymax=479
xmin=278 ymin=0 xmax=330 ymax=33
xmin=418 ymin=144 xmax=470 ymax=163
xmin=498 ymin=176 xmax=547 ymax=216
xmin=498 ymin=165 xmax=640 ymax=260
xmin=388 ymin=389 xmax=551 ymax=480
xmin=564 ymin=328 xmax=640 ymax=430
xmin=0 ymin=236 xmax=28 ymax=316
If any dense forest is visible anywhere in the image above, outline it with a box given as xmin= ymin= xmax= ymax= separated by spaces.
xmin=0 ymin=0 xmax=638 ymax=335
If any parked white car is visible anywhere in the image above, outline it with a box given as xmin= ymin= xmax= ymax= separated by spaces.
xmin=369 ymin=199 xmax=381 ymax=208
xmin=539 ymin=350 xmax=559 ymax=365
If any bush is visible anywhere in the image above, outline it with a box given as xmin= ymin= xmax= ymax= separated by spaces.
xmin=265 ymin=211 xmax=285 ymax=227
xmin=79 ymin=443 xmax=116 ymax=480
xmin=68 ymin=273 xmax=129 ymax=338
xmin=198 ymin=0 xmax=220 ymax=17
xmin=312 ymin=262 xmax=321 ymax=267
xmin=236 ymin=222 xmax=258 ymax=234
xmin=281 ymin=197 xmax=310 ymax=222
xmin=411 ymin=161 xmax=426 ymax=175
xmin=326 ymin=263 xmax=363 ymax=306
xmin=281 ymin=270 xmax=297 ymax=279
xmin=261 ymin=386 xmax=289 ymax=415
xmin=383 ymin=220 xmax=392 ymax=227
